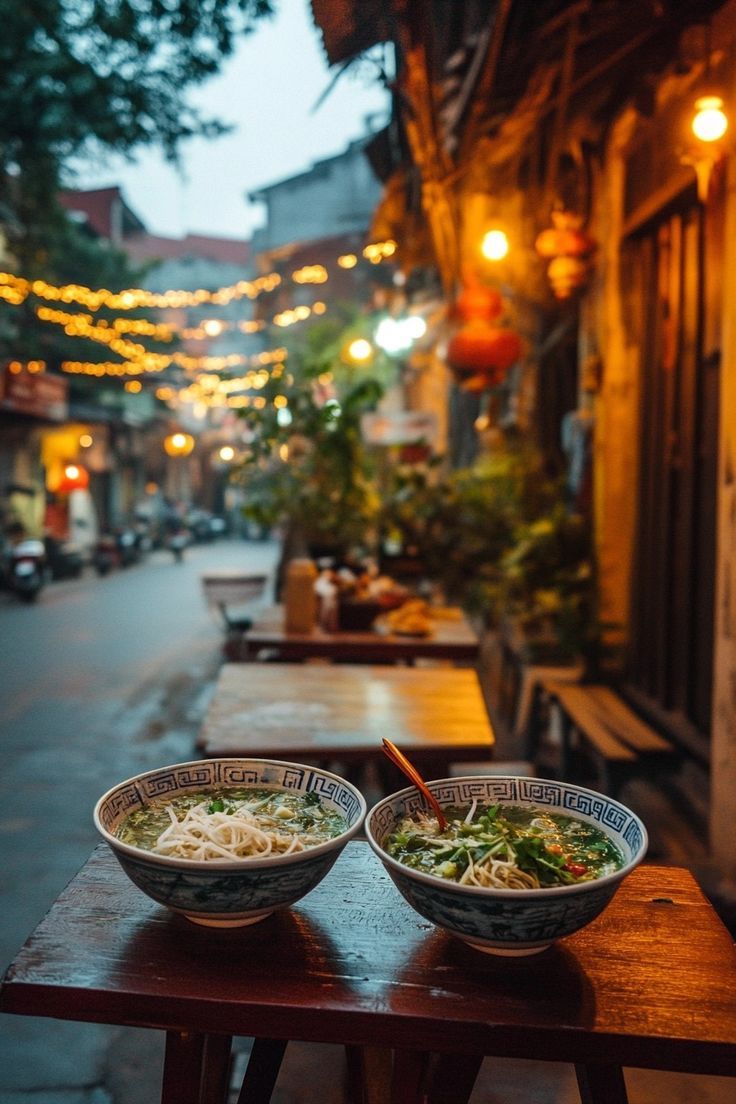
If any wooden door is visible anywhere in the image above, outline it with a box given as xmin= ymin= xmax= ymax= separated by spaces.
xmin=624 ymin=193 xmax=719 ymax=744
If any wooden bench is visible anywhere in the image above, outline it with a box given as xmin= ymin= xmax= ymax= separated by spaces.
xmin=528 ymin=680 xmax=679 ymax=796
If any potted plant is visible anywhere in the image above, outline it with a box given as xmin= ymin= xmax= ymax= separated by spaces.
xmin=233 ymin=368 xmax=384 ymax=593
xmin=496 ymin=505 xmax=596 ymax=664
xmin=378 ymin=438 xmax=599 ymax=664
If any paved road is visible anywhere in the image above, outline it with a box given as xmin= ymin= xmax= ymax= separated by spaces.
xmin=0 ymin=538 xmax=278 ymax=1104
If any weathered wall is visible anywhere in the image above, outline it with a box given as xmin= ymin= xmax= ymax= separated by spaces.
xmin=710 ymin=1 xmax=736 ymax=890
xmin=585 ymin=0 xmax=736 ymax=888
xmin=583 ymin=109 xmax=641 ymax=645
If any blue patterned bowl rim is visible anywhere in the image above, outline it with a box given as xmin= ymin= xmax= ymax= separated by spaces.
xmin=94 ymin=757 xmax=366 ymax=871
xmin=365 ymin=775 xmax=648 ymax=900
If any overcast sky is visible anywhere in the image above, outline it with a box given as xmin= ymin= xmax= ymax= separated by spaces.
xmin=74 ymin=1 xmax=390 ymax=241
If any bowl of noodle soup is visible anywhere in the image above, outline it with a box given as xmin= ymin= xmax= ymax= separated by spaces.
xmin=94 ymin=758 xmax=366 ymax=927
xmin=366 ymin=775 xmax=647 ymax=955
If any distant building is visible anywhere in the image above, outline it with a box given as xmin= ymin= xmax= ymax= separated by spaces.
xmin=55 ymin=188 xmax=258 ymax=517
xmin=247 ymin=136 xmax=391 ymax=327
xmin=249 ymin=137 xmax=382 ymax=256
xmin=59 ymin=186 xmax=146 ymax=246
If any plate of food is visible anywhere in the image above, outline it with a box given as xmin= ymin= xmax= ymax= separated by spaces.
xmin=377 ymin=598 xmax=434 ymax=637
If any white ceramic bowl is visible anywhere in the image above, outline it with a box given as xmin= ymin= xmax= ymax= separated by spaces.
xmin=94 ymin=758 xmax=366 ymax=927
xmin=366 ymin=775 xmax=647 ymax=955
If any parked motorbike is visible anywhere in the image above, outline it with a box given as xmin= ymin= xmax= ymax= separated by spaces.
xmin=116 ymin=526 xmax=140 ymax=568
xmin=0 ymin=537 xmax=48 ymax=601
xmin=44 ymin=534 xmax=85 ymax=580
xmin=166 ymin=529 xmax=190 ymax=563
xmin=132 ymin=519 xmax=153 ymax=559
xmin=93 ymin=533 xmax=119 ymax=576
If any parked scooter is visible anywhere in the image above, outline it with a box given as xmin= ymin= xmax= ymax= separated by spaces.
xmin=93 ymin=532 xmax=119 ymax=576
xmin=166 ymin=528 xmax=189 ymax=563
xmin=116 ymin=526 xmax=139 ymax=568
xmin=0 ymin=535 xmax=48 ymax=601
xmin=44 ymin=534 xmax=85 ymax=580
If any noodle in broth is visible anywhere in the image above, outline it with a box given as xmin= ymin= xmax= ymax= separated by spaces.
xmin=117 ymin=787 xmax=347 ymax=861
xmin=384 ymin=803 xmax=623 ymax=889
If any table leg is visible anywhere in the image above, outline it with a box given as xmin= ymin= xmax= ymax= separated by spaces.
xmin=234 ymin=1037 xmax=288 ymax=1104
xmin=344 ymin=1046 xmax=392 ymax=1104
xmin=200 ymin=1034 xmax=233 ymax=1104
xmin=343 ymin=1048 xmax=432 ymax=1104
xmin=575 ymin=1063 xmax=629 ymax=1104
xmin=390 ymin=1049 xmax=430 ymax=1103
xmin=161 ymin=1030 xmax=206 ymax=1104
xmin=424 ymin=1052 xmax=484 ymax=1103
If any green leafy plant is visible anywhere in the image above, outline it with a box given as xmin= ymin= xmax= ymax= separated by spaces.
xmin=497 ymin=506 xmax=595 ymax=661
xmin=379 ymin=443 xmax=555 ymax=610
xmin=379 ymin=440 xmax=597 ymax=660
xmin=233 ymin=368 xmax=385 ymax=559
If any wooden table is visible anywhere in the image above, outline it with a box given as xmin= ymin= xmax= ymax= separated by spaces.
xmin=2 ymin=844 xmax=735 ymax=1104
xmin=196 ymin=663 xmax=494 ymax=782
xmin=239 ymin=605 xmax=480 ymax=664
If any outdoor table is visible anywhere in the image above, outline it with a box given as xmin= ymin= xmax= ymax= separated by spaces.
xmin=2 ymin=844 xmax=735 ymax=1104
xmin=238 ymin=605 xmax=480 ymax=664
xmin=196 ymin=663 xmax=495 ymax=782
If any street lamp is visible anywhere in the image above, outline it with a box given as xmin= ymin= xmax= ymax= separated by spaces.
xmin=692 ymin=94 xmax=729 ymax=142
xmin=480 ymin=229 xmax=510 ymax=261
xmin=375 ymin=316 xmax=427 ymax=355
xmin=163 ymin=432 xmax=195 ymax=458
xmin=344 ymin=338 xmax=374 ymax=364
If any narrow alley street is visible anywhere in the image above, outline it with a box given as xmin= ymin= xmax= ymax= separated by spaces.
xmin=0 ymin=537 xmax=278 ymax=1104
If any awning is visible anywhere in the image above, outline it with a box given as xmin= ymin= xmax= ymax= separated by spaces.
xmin=310 ymin=0 xmax=391 ymax=66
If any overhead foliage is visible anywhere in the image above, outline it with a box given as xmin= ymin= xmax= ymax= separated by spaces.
xmin=0 ymin=0 xmax=275 ymax=266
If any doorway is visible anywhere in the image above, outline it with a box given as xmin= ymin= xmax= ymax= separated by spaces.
xmin=623 ymin=186 xmax=720 ymax=748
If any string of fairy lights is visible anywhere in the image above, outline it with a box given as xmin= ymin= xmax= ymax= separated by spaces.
xmin=0 ymin=241 xmax=396 ymax=399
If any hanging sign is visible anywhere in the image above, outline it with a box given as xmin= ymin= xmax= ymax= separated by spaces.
xmin=361 ymin=411 xmax=438 ymax=446
xmin=0 ymin=362 xmax=68 ymax=420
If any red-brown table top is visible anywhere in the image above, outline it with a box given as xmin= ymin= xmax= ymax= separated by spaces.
xmin=241 ymin=606 xmax=480 ymax=663
xmin=2 ymin=843 xmax=735 ymax=1076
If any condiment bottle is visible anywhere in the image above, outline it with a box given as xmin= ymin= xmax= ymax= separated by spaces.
xmin=284 ymin=558 xmax=318 ymax=633
xmin=314 ymin=569 xmax=339 ymax=631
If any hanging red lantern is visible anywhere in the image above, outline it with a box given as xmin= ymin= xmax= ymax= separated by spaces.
xmin=57 ymin=463 xmax=89 ymax=495
xmin=447 ymin=323 xmax=523 ymax=391
xmin=451 ymin=283 xmax=503 ymax=324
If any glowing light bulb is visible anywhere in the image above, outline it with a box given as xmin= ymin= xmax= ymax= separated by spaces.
xmin=692 ymin=96 xmax=728 ymax=142
xmin=218 ymin=446 xmax=235 ymax=462
xmin=346 ymin=338 xmax=373 ymax=363
xmin=481 ymin=229 xmax=510 ymax=261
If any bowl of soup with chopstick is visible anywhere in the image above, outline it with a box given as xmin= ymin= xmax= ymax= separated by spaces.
xmin=94 ymin=758 xmax=366 ymax=927
xmin=365 ymin=775 xmax=647 ymax=955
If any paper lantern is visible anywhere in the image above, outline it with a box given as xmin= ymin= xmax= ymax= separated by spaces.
xmin=535 ymin=210 xmax=596 ymax=299
xmin=535 ymin=210 xmax=595 ymax=258
xmin=447 ymin=324 xmax=522 ymax=390
xmin=452 ymin=283 xmax=503 ymax=324
xmin=57 ymin=463 xmax=89 ymax=495
xmin=547 ymin=256 xmax=590 ymax=299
